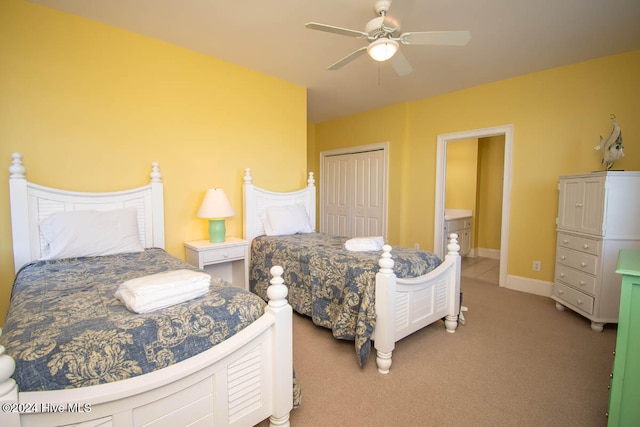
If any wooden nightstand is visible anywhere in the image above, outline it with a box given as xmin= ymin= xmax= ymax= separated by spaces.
xmin=184 ymin=237 xmax=249 ymax=291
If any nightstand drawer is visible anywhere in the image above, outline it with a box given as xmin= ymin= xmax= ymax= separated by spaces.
xmin=202 ymin=245 xmax=245 ymax=264
xmin=554 ymin=263 xmax=596 ymax=295
xmin=556 ymin=247 xmax=598 ymax=276
xmin=554 ymin=282 xmax=594 ymax=315
xmin=557 ymin=232 xmax=600 ymax=256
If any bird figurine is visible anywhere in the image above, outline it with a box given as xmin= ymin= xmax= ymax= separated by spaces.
xmin=594 ymin=114 xmax=624 ymax=170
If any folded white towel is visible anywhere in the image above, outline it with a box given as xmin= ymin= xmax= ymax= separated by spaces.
xmin=344 ymin=236 xmax=384 ymax=252
xmin=115 ymin=269 xmax=211 ymax=314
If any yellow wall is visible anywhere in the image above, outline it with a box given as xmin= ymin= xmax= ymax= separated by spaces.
xmin=475 ymin=136 xmax=504 ymax=251
xmin=445 ymin=138 xmax=478 ymax=211
xmin=0 ymin=0 xmax=307 ymax=324
xmin=311 ymin=50 xmax=640 ymax=290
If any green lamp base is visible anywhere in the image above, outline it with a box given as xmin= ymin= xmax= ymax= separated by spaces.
xmin=208 ymin=219 xmax=226 ymax=243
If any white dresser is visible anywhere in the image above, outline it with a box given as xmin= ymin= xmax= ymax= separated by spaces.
xmin=552 ymin=171 xmax=640 ymax=331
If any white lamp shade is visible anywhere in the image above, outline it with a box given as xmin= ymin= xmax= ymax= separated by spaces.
xmin=197 ymin=189 xmax=235 ymax=219
xmin=367 ymin=38 xmax=399 ymax=62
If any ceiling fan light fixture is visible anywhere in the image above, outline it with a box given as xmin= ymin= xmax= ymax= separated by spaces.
xmin=367 ymin=38 xmax=399 ymax=61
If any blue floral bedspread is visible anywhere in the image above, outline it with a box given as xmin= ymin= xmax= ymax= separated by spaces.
xmin=249 ymin=233 xmax=441 ymax=367
xmin=1 ymin=249 xmax=269 ymax=392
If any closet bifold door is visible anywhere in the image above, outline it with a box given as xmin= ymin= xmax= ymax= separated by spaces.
xmin=321 ymin=147 xmax=386 ymax=238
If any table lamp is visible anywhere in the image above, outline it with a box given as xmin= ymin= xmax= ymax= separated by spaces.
xmin=197 ymin=188 xmax=235 ymax=243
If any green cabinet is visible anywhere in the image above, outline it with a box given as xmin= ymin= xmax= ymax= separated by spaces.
xmin=608 ymin=249 xmax=640 ymax=426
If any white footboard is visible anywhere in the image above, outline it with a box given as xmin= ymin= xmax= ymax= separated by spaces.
xmin=373 ymin=234 xmax=461 ymax=374
xmin=0 ymin=267 xmax=293 ymax=427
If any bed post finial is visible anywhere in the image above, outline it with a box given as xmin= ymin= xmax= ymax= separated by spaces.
xmin=244 ymin=168 xmax=252 ymax=184
xmin=150 ymin=162 xmax=162 ymax=183
xmin=307 ymin=172 xmax=315 ymax=187
xmin=378 ymin=245 xmax=394 ymax=272
xmin=9 ymin=153 xmax=26 ymax=179
xmin=447 ymin=233 xmax=461 ymax=256
xmin=267 ymin=265 xmax=288 ymax=308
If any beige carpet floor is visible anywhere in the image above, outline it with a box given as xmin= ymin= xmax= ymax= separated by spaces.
xmin=259 ymin=269 xmax=618 ymax=427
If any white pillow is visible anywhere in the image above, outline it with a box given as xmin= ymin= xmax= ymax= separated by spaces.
xmin=263 ymin=204 xmax=313 ymax=236
xmin=40 ymin=207 xmax=144 ymax=260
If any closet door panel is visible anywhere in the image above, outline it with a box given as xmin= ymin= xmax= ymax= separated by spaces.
xmin=351 ymin=151 xmax=385 ymax=237
xmin=323 ymin=156 xmax=350 ymax=236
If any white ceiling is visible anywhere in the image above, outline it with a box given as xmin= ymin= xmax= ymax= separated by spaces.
xmin=28 ymin=0 xmax=640 ymax=123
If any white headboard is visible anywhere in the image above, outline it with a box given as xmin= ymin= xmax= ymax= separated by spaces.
xmin=242 ymin=168 xmax=316 ymax=240
xmin=8 ymin=153 xmax=165 ymax=273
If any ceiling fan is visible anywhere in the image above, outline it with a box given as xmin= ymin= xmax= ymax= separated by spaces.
xmin=305 ymin=0 xmax=470 ymax=76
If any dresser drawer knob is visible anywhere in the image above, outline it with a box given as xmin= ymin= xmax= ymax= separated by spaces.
xmin=575 ymin=203 xmax=583 ymax=207
xmin=560 ymin=256 xmax=566 ymax=260
xmin=580 ymin=262 xmax=587 ymax=267
xmin=583 ymin=244 xmax=589 ymax=249
xmin=223 ymin=252 xmax=229 ymax=258
xmin=560 ymin=273 xmax=565 ymax=278
xmin=558 ymin=290 xmax=564 ymax=295
xmin=577 ymin=299 xmax=583 ymax=305
xmin=563 ymin=239 xmax=569 ymax=244
xmin=579 ymin=280 xmax=585 ymax=286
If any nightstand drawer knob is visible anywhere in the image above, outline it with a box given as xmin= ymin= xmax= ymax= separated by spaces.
xmin=563 ymin=239 xmax=569 ymax=244
xmin=579 ymin=281 xmax=585 ymax=286
xmin=577 ymin=299 xmax=583 ymax=305
xmin=560 ymin=273 xmax=565 ymax=277
xmin=580 ymin=262 xmax=587 ymax=267
xmin=560 ymin=256 xmax=566 ymax=260
xmin=223 ymin=252 xmax=229 ymax=258
xmin=583 ymin=244 xmax=589 ymax=249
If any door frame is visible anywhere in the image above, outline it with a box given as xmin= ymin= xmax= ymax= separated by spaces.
xmin=319 ymin=142 xmax=389 ymax=239
xmin=434 ymin=125 xmax=514 ymax=287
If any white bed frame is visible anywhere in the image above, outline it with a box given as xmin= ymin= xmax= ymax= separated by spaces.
xmin=0 ymin=153 xmax=294 ymax=427
xmin=242 ymin=168 xmax=462 ymax=374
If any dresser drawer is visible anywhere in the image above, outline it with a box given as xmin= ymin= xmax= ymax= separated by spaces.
xmin=554 ymin=263 xmax=597 ymax=295
xmin=557 ymin=232 xmax=600 ymax=256
xmin=556 ymin=247 xmax=598 ymax=276
xmin=202 ymin=245 xmax=246 ymax=264
xmin=554 ymin=282 xmax=595 ymax=315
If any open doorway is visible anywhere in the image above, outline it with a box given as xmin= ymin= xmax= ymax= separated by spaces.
xmin=434 ymin=125 xmax=514 ymax=288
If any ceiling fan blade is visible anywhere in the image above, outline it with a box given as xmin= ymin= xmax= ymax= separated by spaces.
xmin=390 ymin=50 xmax=413 ymax=76
xmin=400 ymin=30 xmax=471 ymax=46
xmin=383 ymin=0 xmax=415 ymax=30
xmin=305 ymin=22 xmax=368 ymax=39
xmin=328 ymin=47 xmax=368 ymax=70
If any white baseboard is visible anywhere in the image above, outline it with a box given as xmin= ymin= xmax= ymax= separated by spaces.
xmin=504 ymin=274 xmax=553 ymax=297
xmin=473 ymin=247 xmax=500 ymax=260
xmin=467 ymin=248 xmax=554 ymax=298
